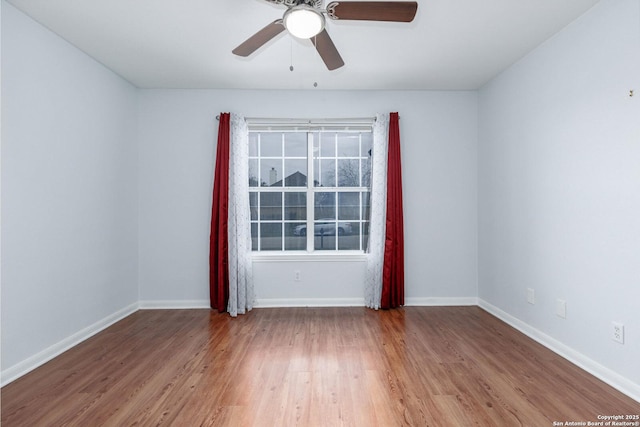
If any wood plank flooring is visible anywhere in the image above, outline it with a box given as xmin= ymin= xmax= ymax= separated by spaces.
xmin=2 ymin=307 xmax=639 ymax=426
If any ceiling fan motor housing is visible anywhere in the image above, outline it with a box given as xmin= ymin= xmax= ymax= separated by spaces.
xmin=265 ymin=0 xmax=323 ymax=8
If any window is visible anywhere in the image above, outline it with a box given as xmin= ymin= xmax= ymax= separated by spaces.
xmin=249 ymin=126 xmax=372 ymax=253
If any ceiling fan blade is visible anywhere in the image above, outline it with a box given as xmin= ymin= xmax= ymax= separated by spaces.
xmin=326 ymin=1 xmax=417 ymax=22
xmin=312 ymin=29 xmax=345 ymax=70
xmin=232 ymin=20 xmax=285 ymax=57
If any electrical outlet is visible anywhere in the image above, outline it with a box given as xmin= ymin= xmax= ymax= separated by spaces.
xmin=556 ymin=299 xmax=566 ymax=319
xmin=527 ymin=288 xmax=535 ymax=304
xmin=294 ymin=270 xmax=301 ymax=282
xmin=612 ymin=322 xmax=624 ymax=344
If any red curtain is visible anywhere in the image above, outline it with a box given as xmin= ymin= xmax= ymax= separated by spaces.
xmin=381 ymin=112 xmax=405 ymax=309
xmin=210 ymin=113 xmax=230 ymax=312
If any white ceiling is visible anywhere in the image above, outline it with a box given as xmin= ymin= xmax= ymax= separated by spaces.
xmin=6 ymin=0 xmax=600 ymax=90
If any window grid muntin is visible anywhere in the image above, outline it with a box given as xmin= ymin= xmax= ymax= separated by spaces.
xmin=250 ymin=129 xmax=371 ymax=253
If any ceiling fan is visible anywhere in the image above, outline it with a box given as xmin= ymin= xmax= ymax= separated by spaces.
xmin=232 ymin=0 xmax=418 ymax=70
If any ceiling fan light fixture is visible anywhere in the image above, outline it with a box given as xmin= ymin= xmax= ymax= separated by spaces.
xmin=283 ymin=5 xmax=325 ymax=39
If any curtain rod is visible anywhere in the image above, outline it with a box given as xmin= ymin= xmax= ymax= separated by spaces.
xmin=215 ymin=115 xmax=382 ymax=122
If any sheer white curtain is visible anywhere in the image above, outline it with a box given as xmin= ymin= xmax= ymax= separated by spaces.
xmin=227 ymin=113 xmax=254 ymax=317
xmin=364 ymin=113 xmax=389 ymax=309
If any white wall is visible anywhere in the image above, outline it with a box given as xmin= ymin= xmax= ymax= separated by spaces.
xmin=137 ymin=89 xmax=478 ymax=306
xmin=479 ymin=0 xmax=640 ymax=390
xmin=1 ymin=3 xmax=138 ymax=379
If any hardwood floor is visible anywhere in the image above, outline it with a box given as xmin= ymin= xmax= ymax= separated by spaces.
xmin=2 ymin=307 xmax=639 ymax=426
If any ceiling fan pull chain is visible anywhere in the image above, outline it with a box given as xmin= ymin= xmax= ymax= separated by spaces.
xmin=290 ymin=38 xmax=295 ymax=71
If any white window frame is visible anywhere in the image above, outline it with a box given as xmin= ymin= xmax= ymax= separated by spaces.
xmin=248 ymin=118 xmax=374 ymax=257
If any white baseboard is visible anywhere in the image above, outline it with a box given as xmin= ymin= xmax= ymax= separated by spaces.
xmin=138 ymin=299 xmax=211 ymax=309
xmin=1 ymin=302 xmax=139 ymax=387
xmin=478 ymin=299 xmax=640 ymax=403
xmin=255 ymin=297 xmax=479 ymax=308
xmin=255 ymin=298 xmax=365 ymax=308
xmin=404 ymin=297 xmax=478 ymax=306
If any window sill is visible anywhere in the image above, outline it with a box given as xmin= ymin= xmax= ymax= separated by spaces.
xmin=252 ymin=252 xmax=367 ymax=263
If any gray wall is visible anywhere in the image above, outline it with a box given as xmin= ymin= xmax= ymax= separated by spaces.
xmin=1 ymin=2 xmax=139 ymax=376
xmin=136 ymin=90 xmax=479 ymax=306
xmin=478 ymin=0 xmax=640 ymax=387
